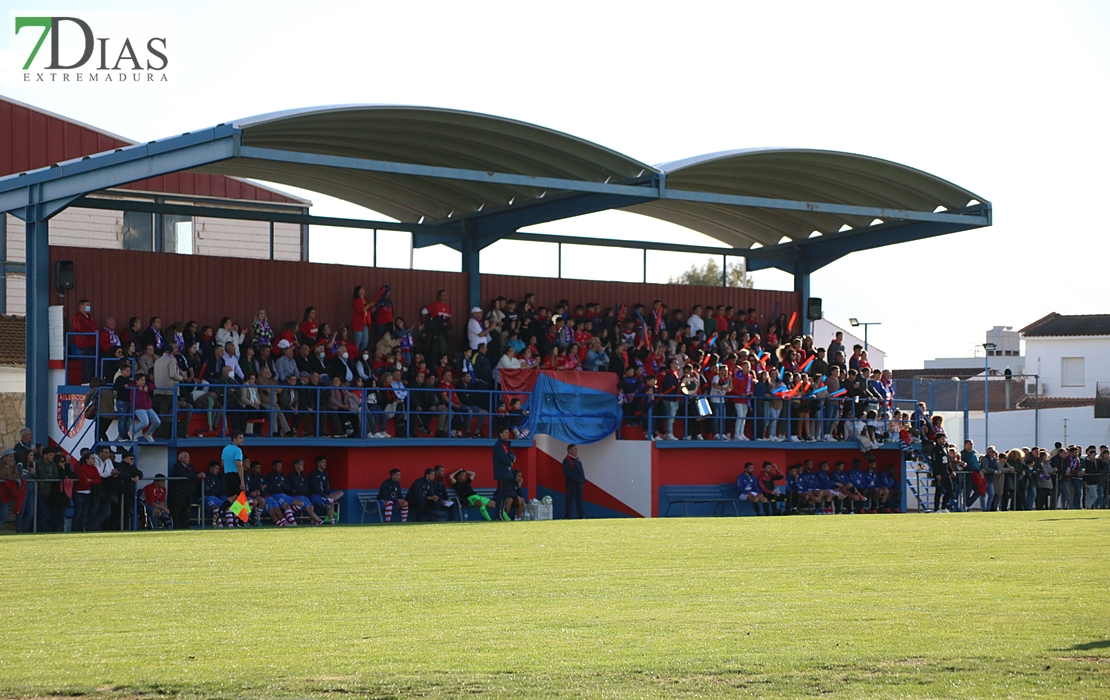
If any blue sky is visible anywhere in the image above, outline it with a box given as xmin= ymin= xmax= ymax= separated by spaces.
xmin=3 ymin=1 xmax=1109 ymax=368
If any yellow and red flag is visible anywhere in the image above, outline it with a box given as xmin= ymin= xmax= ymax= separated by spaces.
xmin=229 ymin=491 xmax=251 ymax=522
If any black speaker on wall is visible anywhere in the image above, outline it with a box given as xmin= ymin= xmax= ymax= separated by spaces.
xmin=55 ymin=260 xmax=75 ymax=291
xmin=806 ymin=297 xmax=823 ymax=321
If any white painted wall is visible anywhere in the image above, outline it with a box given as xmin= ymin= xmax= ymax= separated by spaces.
xmin=812 ymin=319 xmax=885 ymax=370
xmin=1024 ymin=336 xmax=1110 ymax=398
xmin=961 ymin=407 xmax=1110 ymax=451
xmin=536 ymin=434 xmax=652 ymax=517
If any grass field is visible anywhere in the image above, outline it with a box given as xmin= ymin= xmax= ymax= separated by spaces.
xmin=1 ymin=511 xmax=1108 ymax=699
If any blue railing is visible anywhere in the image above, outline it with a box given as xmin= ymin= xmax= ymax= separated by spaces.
xmin=618 ymin=393 xmax=922 ymax=445
xmin=84 ymin=383 xmax=519 ymax=444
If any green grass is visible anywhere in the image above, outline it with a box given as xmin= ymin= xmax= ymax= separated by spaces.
xmin=1 ymin=511 xmax=1108 ymax=699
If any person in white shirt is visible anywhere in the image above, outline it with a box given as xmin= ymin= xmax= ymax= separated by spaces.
xmin=91 ymin=445 xmax=120 ymax=530
xmin=687 ymin=305 xmax=705 ymax=336
xmin=467 ymin=307 xmax=492 ymax=350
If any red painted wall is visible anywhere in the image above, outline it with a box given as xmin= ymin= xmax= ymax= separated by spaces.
xmin=50 ymin=247 xmax=471 ymax=349
xmin=481 ymin=273 xmax=800 ymax=331
xmin=0 ymin=96 xmax=301 ymax=204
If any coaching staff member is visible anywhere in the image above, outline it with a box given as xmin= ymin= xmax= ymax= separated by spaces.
xmin=562 ymin=444 xmax=586 ymax=519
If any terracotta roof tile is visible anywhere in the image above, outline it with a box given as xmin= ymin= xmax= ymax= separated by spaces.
xmin=0 ymin=316 xmax=25 ymax=366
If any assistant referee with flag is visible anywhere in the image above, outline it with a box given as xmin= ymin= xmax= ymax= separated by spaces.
xmin=220 ymin=431 xmax=247 ymax=526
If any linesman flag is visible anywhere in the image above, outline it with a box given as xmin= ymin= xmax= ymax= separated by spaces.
xmin=230 ymin=491 xmax=252 ymax=522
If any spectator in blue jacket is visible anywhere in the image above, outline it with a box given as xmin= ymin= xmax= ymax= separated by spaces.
xmin=309 ymin=455 xmax=344 ymax=524
xmin=960 ymin=439 xmax=984 ymax=510
xmin=378 ymin=468 xmax=408 ymax=523
xmin=736 ymin=462 xmax=770 ymax=515
xmin=562 ymin=444 xmax=586 ymax=519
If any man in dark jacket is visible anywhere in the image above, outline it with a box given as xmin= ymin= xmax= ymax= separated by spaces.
xmin=407 ymin=468 xmax=445 ymax=522
xmin=493 ymin=427 xmax=516 ymax=519
xmin=168 ymin=451 xmax=205 ymax=530
xmin=562 ymin=444 xmax=586 ymax=519
xmin=309 ymin=455 xmax=344 ymax=524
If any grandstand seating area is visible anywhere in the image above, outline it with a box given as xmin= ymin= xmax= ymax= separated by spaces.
xmin=64 ymin=285 xmax=917 ymax=449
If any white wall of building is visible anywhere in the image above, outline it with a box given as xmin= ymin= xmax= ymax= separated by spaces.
xmin=960 ymin=407 xmax=1110 ymax=451
xmin=1024 ymin=336 xmax=1110 ymax=399
xmin=812 ymin=319 xmax=885 ymax=370
xmin=194 ymin=218 xmax=300 ymax=261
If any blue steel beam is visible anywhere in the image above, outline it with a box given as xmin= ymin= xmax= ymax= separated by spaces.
xmin=24 ymin=210 xmax=50 ymax=446
xmin=745 ymin=211 xmax=990 ymax=273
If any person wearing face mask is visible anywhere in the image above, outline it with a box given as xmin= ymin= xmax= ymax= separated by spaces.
xmin=309 ymin=344 xmax=329 ymax=380
xmin=72 ymin=299 xmax=98 ymax=383
xmin=355 ymin=350 xmax=374 ymax=382
xmin=327 ymin=347 xmax=354 ymax=384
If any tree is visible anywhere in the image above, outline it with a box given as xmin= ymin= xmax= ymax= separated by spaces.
xmin=668 ymin=257 xmax=752 ymax=288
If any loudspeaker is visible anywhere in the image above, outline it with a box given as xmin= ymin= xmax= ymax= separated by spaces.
xmin=806 ymin=297 xmax=823 ymax=321
xmin=55 ymin=260 xmax=75 ymax=291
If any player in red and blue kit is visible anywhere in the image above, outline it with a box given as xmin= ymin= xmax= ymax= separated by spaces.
xmin=849 ymin=460 xmax=873 ymax=513
xmin=876 ymin=464 xmax=902 ymax=513
xmin=309 ymin=455 xmax=344 ymax=524
xmin=814 ymin=461 xmax=838 ymax=514
xmin=287 ymin=458 xmax=326 ymax=525
xmin=736 ymin=462 xmax=770 ymax=515
xmin=264 ymin=460 xmax=316 ymax=525
xmin=798 ymin=463 xmax=823 ymax=515
xmin=378 ymin=468 xmax=408 ymax=523
xmin=832 ymin=460 xmax=860 ymax=514
xmin=785 ymin=464 xmax=807 ymax=515
xmin=759 ymin=462 xmax=785 ymax=515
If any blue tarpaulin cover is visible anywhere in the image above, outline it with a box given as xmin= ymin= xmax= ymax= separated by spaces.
xmin=522 ymin=373 xmax=622 ymax=444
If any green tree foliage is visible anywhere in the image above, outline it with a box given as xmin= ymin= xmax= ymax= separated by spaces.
xmin=668 ymin=257 xmax=752 ymax=288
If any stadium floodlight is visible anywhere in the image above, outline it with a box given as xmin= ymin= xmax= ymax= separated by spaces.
xmin=847 ymin=318 xmax=880 ymax=351
xmin=983 ymin=342 xmax=997 ymax=448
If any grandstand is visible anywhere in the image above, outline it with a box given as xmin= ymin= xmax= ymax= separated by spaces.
xmin=0 ymin=100 xmax=995 ymax=527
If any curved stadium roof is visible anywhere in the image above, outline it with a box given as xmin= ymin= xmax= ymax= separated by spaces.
xmin=184 ymin=104 xmax=985 ymax=250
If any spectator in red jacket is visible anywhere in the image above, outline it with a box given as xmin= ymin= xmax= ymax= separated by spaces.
xmin=71 ymin=451 xmax=102 ymax=531
xmin=142 ymin=475 xmax=173 ymax=529
xmin=99 ymin=316 xmax=122 ymax=358
xmin=299 ymin=307 xmax=319 ymax=345
xmin=72 ymin=299 xmax=98 ymax=382
xmin=351 ymin=286 xmax=371 ymax=353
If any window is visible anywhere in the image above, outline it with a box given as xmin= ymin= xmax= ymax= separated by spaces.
xmin=1061 ymin=357 xmax=1085 ymax=387
xmin=121 ymin=212 xmax=153 ymax=250
xmin=162 ymin=215 xmax=194 ymax=254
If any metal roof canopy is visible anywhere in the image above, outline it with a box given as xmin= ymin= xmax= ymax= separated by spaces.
xmin=0 ymin=103 xmax=990 ymax=442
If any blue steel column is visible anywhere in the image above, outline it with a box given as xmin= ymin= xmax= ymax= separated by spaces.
xmin=793 ymin=259 xmax=810 ymax=335
xmin=25 ymin=215 xmax=50 ymax=444
xmin=0 ymin=214 xmax=6 ymax=313
xmin=461 ymin=237 xmax=481 ymax=311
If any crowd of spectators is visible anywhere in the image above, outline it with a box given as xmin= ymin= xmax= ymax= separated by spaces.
xmin=71 ymin=290 xmax=908 ymax=445
xmin=918 ymin=423 xmax=1110 ymax=512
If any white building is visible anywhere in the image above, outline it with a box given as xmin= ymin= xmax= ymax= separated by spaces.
xmin=811 ymin=319 xmax=885 ymax=370
xmin=1020 ymin=313 xmax=1110 ymax=400
xmin=923 ymin=325 xmax=1024 ymax=374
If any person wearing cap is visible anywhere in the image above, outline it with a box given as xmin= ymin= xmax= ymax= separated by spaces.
xmin=562 ymin=444 xmax=586 ymax=519
xmin=142 ymin=474 xmax=173 ymax=529
xmin=467 ymin=306 xmax=493 ymax=351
